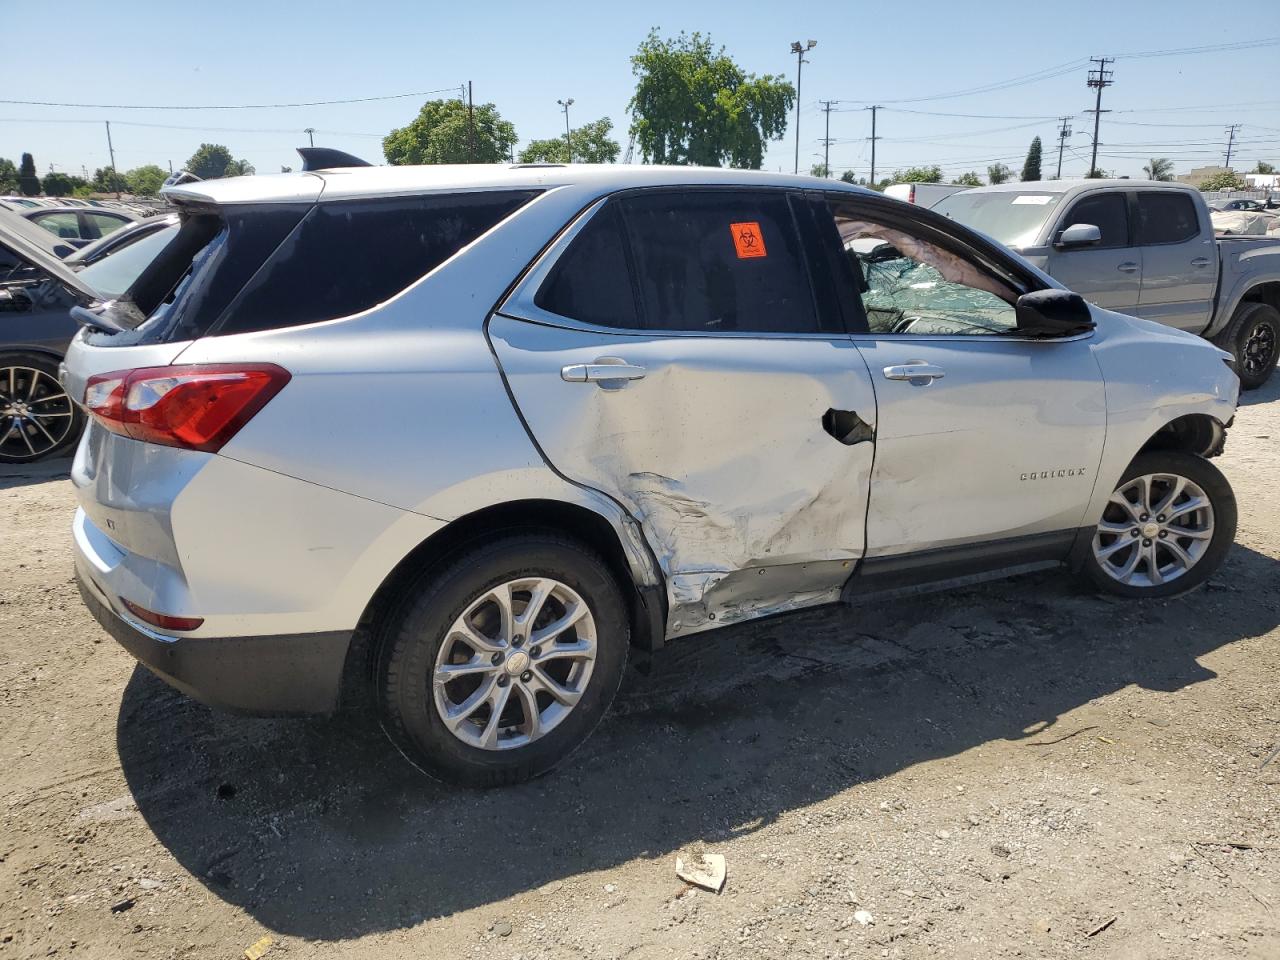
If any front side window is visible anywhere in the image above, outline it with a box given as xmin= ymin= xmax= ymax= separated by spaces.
xmin=34 ymin=211 xmax=81 ymax=240
xmin=1061 ymin=193 xmax=1129 ymax=249
xmin=1136 ymin=192 xmax=1199 ymax=245
xmin=831 ymin=203 xmax=1018 ymax=336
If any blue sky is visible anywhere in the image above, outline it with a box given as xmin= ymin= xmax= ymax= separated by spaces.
xmin=2 ymin=0 xmax=1277 ymax=183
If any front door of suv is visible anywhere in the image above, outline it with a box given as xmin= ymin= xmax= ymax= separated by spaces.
xmin=491 ymin=188 xmax=877 ymax=635
xmin=816 ymin=195 xmax=1108 ymax=584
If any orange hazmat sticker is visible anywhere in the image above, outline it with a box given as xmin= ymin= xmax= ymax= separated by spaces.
xmin=730 ymin=222 xmax=767 ymax=259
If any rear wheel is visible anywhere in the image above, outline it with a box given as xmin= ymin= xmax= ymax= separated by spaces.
xmin=377 ymin=534 xmax=629 ymax=786
xmin=1082 ymin=451 xmax=1236 ymax=599
xmin=1217 ymin=301 xmax=1279 ymax=390
xmin=0 ymin=353 xmax=83 ymax=463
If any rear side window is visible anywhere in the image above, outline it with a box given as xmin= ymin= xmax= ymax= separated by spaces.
xmin=620 ymin=190 xmax=819 ymax=334
xmin=535 ymin=203 xmax=638 ymax=328
xmin=1136 ymin=192 xmax=1199 ymax=245
xmin=1061 ymin=193 xmax=1129 ymax=249
xmin=217 ymin=190 xmax=537 ymax=335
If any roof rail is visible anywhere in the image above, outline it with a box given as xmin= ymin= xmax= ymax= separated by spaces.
xmin=296 ymin=147 xmax=373 ymax=171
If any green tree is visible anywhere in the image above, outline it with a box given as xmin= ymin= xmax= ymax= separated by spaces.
xmin=1021 ymin=136 xmax=1043 ymax=182
xmin=384 ymin=99 xmax=517 ymax=165
xmin=18 ymin=153 xmax=40 ymax=195
xmin=987 ymin=162 xmax=1012 ymax=185
xmin=951 ymin=171 xmax=982 ymax=187
xmin=42 ymin=172 xmax=86 ymax=196
xmin=810 ymin=162 xmax=830 ymax=178
xmin=628 ymin=30 xmax=794 ymax=168
xmin=1254 ymin=161 xmax=1275 ymax=174
xmin=124 ymin=165 xmax=168 ymax=196
xmin=519 ymin=117 xmax=621 ymax=164
xmin=0 ymin=158 xmax=19 ymax=194
xmin=1143 ymin=157 xmax=1175 ymax=181
xmin=839 ymin=169 xmax=858 ymax=184
xmin=1085 ymin=167 xmax=1112 ymax=179
xmin=1199 ymin=169 xmax=1247 ymax=192
xmin=90 ymin=167 xmax=123 ymax=193
xmin=890 ymin=165 xmax=943 ymax=183
xmin=184 ymin=143 xmax=254 ymax=180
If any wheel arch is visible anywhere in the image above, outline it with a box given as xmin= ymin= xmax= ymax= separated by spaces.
xmin=339 ymin=498 xmax=667 ymax=711
xmin=1241 ymin=279 xmax=1280 ymax=313
xmin=1138 ymin=413 xmax=1228 ymax=460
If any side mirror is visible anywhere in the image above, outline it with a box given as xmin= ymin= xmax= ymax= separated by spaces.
xmin=1054 ymin=223 xmax=1102 ymax=249
xmin=1015 ymin=289 xmax=1096 ymax=338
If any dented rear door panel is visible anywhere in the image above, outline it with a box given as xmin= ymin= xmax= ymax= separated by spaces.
xmin=487 ymin=316 xmax=876 ymax=635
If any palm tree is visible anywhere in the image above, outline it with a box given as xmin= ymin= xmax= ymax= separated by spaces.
xmin=1144 ymin=158 xmax=1175 ymax=182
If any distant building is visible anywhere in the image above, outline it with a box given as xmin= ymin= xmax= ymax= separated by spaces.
xmin=1176 ymin=165 xmax=1230 ymax=188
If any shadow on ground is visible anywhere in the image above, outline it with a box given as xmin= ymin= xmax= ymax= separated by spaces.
xmin=0 ymin=455 xmax=71 ymax=491
xmin=117 ymin=543 xmax=1279 ymax=940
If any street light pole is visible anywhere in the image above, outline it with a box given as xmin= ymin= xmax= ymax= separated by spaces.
xmin=789 ymin=40 xmax=817 ymax=175
xmin=557 ymin=98 xmax=575 ymax=163
xmin=304 ymin=127 xmax=315 ymax=147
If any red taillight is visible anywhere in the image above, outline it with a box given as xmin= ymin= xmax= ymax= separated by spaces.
xmin=120 ymin=599 xmax=204 ymax=632
xmin=908 ymin=184 xmax=917 ymax=204
xmin=83 ymin=364 xmax=290 ymax=453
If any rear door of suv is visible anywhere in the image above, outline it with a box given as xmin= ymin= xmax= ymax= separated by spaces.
xmin=491 ymin=187 xmax=877 ymax=632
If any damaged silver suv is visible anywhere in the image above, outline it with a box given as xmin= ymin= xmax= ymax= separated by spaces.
xmin=62 ymin=160 xmax=1239 ymax=785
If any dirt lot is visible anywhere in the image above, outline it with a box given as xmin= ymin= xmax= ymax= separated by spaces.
xmin=2 ymin=380 xmax=1278 ymax=960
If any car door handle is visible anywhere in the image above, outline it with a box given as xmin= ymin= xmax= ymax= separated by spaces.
xmin=561 ymin=358 xmax=647 ymax=383
xmin=1191 ymin=257 xmax=1212 ymax=268
xmin=883 ymin=361 xmax=945 ymax=384
xmin=1117 ymin=261 xmax=1139 ymax=273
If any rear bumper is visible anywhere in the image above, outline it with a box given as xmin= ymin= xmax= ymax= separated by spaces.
xmin=77 ymin=570 xmax=352 ymax=716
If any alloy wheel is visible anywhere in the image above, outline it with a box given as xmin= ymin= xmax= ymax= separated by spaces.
xmin=1092 ymin=472 xmax=1215 ymax=588
xmin=1241 ymin=318 xmax=1277 ymax=377
xmin=432 ymin=576 xmax=597 ymax=751
xmin=0 ymin=366 xmax=76 ymax=461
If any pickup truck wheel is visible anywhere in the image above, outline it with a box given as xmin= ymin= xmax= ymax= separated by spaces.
xmin=377 ymin=534 xmax=628 ymax=786
xmin=1221 ymin=301 xmax=1279 ymax=390
xmin=0 ymin=353 xmax=84 ymax=464
xmin=1082 ymin=451 xmax=1236 ymax=600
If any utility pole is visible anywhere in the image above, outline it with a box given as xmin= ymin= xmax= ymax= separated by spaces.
xmin=557 ymin=98 xmax=575 ymax=163
xmin=104 ymin=120 xmax=119 ymax=198
xmin=304 ymin=127 xmax=315 ymax=147
xmin=168 ymin=160 xmax=173 ymax=174
xmin=1055 ymin=115 xmax=1072 ymax=179
xmin=1224 ymin=123 xmax=1240 ymax=169
xmin=467 ymin=81 xmax=476 ymax=163
xmin=789 ymin=40 xmax=817 ymax=175
xmin=866 ymin=105 xmax=881 ymax=187
xmin=1085 ymin=57 xmax=1113 ymax=178
xmin=818 ymin=100 xmax=837 ymax=177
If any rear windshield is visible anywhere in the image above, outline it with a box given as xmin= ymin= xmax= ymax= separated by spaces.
xmin=932 ymin=191 xmax=1064 ymax=249
xmin=118 ymin=190 xmax=538 ymax=344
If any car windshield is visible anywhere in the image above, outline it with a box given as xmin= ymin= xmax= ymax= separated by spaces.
xmin=77 ymin=224 xmax=179 ymax=298
xmin=932 ymin=191 xmax=1065 ymax=249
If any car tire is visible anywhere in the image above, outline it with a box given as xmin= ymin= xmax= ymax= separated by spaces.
xmin=1081 ymin=451 xmax=1236 ymax=600
xmin=1217 ymin=301 xmax=1279 ymax=390
xmin=0 ymin=352 xmax=84 ymax=464
xmin=377 ymin=533 xmax=629 ymax=787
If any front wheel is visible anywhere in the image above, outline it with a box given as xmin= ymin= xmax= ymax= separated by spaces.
xmin=377 ymin=533 xmax=629 ymax=786
xmin=1082 ymin=451 xmax=1236 ymax=599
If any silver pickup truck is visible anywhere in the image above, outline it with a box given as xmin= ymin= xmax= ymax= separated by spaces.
xmin=934 ymin=180 xmax=1280 ymax=388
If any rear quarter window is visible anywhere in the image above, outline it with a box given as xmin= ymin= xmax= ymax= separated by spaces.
xmin=215 ymin=190 xmax=538 ymax=335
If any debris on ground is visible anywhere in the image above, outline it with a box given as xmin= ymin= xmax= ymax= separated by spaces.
xmin=675 ymin=853 xmax=727 ymax=893
xmin=244 ymin=935 xmax=273 ymax=959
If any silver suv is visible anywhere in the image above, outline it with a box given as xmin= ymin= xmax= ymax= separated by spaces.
xmin=63 ymin=164 xmax=1240 ymax=785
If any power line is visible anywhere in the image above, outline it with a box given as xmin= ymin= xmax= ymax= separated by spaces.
xmin=0 ymin=87 xmax=460 ymax=111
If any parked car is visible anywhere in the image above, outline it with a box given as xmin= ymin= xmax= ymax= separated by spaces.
xmin=883 ymin=181 xmax=971 ymax=209
xmin=0 ymin=215 xmax=178 ymax=461
xmin=933 ymin=180 xmax=1280 ymax=388
xmin=1208 ymin=197 xmax=1266 ymax=213
xmin=22 ymin=204 xmax=138 ymax=249
xmin=61 ymin=164 xmax=1239 ymax=786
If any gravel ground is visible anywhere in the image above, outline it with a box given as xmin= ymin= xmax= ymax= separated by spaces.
xmin=1 ymin=378 xmax=1278 ymax=960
